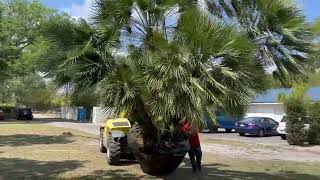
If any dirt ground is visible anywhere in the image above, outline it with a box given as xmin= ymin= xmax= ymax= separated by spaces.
xmin=1 ymin=118 xmax=320 ymax=179
xmin=200 ymin=134 xmax=320 ymax=163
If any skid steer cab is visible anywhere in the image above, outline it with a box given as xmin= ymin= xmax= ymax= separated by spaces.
xmin=99 ymin=113 xmax=133 ymax=165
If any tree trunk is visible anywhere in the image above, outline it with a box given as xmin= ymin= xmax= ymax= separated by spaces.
xmin=127 ymin=123 xmax=188 ymax=175
xmin=131 ymin=97 xmax=158 ymax=153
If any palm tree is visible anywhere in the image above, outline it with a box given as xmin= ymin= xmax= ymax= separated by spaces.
xmin=44 ymin=0 xmax=314 ymax=175
xmin=204 ymin=0 xmax=312 ymax=84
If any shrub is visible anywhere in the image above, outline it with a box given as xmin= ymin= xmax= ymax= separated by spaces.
xmin=0 ymin=104 xmax=16 ymax=119
xmin=307 ymin=102 xmax=320 ymax=145
xmin=279 ymin=83 xmax=310 ymax=145
xmin=285 ymin=98 xmax=308 ymax=145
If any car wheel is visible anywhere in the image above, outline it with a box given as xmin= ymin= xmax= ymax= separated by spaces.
xmin=99 ymin=129 xmax=107 ymax=153
xmin=258 ymin=129 xmax=265 ymax=137
xmin=280 ymin=134 xmax=286 ymax=140
xmin=239 ymin=133 xmax=245 ymax=136
xmin=225 ymin=129 xmax=233 ymax=133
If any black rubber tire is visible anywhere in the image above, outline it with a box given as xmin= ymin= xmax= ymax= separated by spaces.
xmin=99 ymin=129 xmax=107 ymax=153
xmin=107 ymin=135 xmax=121 ymax=165
xmin=258 ymin=129 xmax=265 ymax=137
xmin=225 ymin=129 xmax=233 ymax=133
xmin=280 ymin=134 xmax=286 ymax=140
xmin=239 ymin=133 xmax=245 ymax=136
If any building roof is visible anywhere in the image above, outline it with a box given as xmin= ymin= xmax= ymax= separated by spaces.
xmin=253 ymin=86 xmax=320 ymax=103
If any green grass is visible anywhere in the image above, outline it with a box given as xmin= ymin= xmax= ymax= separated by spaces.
xmin=0 ymin=121 xmax=150 ymax=179
xmin=1 ymin=121 xmax=320 ymax=179
xmin=168 ymin=156 xmax=320 ymax=180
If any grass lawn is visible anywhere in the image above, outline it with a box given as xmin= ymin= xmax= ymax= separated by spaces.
xmin=0 ymin=121 xmax=320 ymax=179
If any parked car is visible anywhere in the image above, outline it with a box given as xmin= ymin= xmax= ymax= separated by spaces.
xmin=235 ymin=117 xmax=279 ymax=137
xmin=203 ymin=113 xmax=241 ymax=133
xmin=16 ymin=107 xmax=33 ymax=120
xmin=0 ymin=110 xmax=4 ymax=120
xmin=277 ymin=116 xmax=310 ymax=140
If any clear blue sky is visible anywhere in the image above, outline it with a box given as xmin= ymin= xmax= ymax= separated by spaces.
xmin=40 ymin=0 xmax=320 ymax=22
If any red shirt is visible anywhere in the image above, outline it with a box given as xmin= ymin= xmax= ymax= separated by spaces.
xmin=182 ymin=122 xmax=200 ymax=148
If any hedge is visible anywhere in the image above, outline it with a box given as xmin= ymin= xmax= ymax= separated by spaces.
xmin=0 ymin=104 xmax=16 ymax=118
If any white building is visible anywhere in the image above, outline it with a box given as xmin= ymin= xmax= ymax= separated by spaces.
xmin=246 ymin=86 xmax=320 ymax=122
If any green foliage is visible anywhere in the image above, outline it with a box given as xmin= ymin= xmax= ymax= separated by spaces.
xmin=0 ymin=0 xmax=68 ymax=80
xmin=205 ymin=0 xmax=312 ymax=82
xmin=279 ymin=83 xmax=310 ymax=145
xmin=285 ymin=99 xmax=308 ymax=145
xmin=311 ymin=19 xmax=320 ymax=36
xmin=280 ymin=83 xmax=320 ymax=145
xmin=0 ymin=0 xmax=50 ymax=75
xmin=0 ymin=104 xmax=15 ymax=118
xmin=307 ymin=102 xmax=320 ymax=145
xmin=0 ymin=74 xmax=60 ymax=110
xmin=43 ymin=1 xmax=268 ymax=137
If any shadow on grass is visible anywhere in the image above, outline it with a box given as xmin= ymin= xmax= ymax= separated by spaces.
xmin=0 ymin=158 xmax=84 ymax=179
xmin=164 ymin=159 xmax=320 ymax=180
xmin=0 ymin=134 xmax=74 ymax=147
xmin=77 ymin=169 xmax=148 ymax=179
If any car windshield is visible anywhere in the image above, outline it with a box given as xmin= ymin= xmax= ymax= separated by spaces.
xmin=241 ymin=117 xmax=261 ymax=123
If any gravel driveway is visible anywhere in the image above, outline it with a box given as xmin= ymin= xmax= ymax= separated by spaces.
xmin=33 ymin=115 xmax=320 ymax=163
xmin=33 ymin=114 xmax=100 ymax=136
xmin=46 ymin=121 xmax=100 ymax=136
xmin=202 ymin=128 xmax=287 ymax=145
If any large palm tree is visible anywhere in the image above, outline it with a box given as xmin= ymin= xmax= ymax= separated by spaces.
xmin=42 ymin=0 xmax=311 ymax=175
xmin=45 ymin=2 xmax=265 ymax=133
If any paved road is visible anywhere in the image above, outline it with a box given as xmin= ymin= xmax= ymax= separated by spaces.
xmin=47 ymin=121 xmax=100 ymax=135
xmin=32 ymin=114 xmax=101 ymax=136
xmin=33 ymin=114 xmax=285 ymax=145
xmin=201 ymin=128 xmax=287 ymax=145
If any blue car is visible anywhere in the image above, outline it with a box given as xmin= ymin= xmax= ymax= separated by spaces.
xmin=235 ymin=117 xmax=279 ymax=137
xmin=204 ymin=114 xmax=241 ymax=133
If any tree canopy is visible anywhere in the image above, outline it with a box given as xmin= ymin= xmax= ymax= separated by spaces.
xmin=41 ymin=0 xmax=313 ymax=128
xmin=0 ymin=0 xmax=70 ymax=108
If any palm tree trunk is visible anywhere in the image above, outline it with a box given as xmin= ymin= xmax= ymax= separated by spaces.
xmin=131 ymin=97 xmax=158 ymax=152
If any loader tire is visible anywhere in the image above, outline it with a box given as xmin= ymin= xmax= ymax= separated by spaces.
xmin=107 ymin=136 xmax=121 ymax=165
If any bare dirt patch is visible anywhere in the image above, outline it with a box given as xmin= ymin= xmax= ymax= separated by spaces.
xmin=201 ymin=134 xmax=320 ymax=162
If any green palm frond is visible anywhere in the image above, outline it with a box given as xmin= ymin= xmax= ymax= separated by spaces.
xmin=43 ymin=0 xmax=281 ymax=132
xmin=204 ymin=0 xmax=312 ymax=81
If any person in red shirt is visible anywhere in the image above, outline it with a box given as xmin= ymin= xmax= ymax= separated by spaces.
xmin=181 ymin=117 xmax=202 ymax=173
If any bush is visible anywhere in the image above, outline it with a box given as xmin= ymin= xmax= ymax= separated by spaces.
xmin=0 ymin=104 xmax=16 ymax=119
xmin=279 ymin=83 xmax=312 ymax=145
xmin=307 ymin=102 xmax=320 ymax=145
xmin=308 ymin=123 xmax=320 ymax=144
xmin=286 ymin=99 xmax=308 ymax=145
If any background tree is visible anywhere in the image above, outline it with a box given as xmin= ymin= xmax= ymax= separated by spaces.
xmin=0 ymin=73 xmax=60 ymax=110
xmin=0 ymin=0 xmax=71 ymax=109
xmin=0 ymin=0 xmax=59 ymax=77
